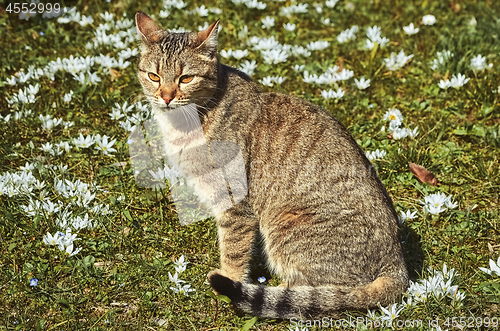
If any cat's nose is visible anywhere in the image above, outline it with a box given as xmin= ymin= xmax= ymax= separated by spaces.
xmin=163 ymin=96 xmax=173 ymax=104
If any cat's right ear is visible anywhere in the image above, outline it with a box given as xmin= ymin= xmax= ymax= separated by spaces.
xmin=196 ymin=20 xmax=220 ymax=56
xmin=135 ymin=12 xmax=163 ymax=43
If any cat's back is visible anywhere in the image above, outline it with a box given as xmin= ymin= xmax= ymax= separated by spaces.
xmin=248 ymin=92 xmax=398 ymax=229
xmin=253 ymin=91 xmax=369 ymax=173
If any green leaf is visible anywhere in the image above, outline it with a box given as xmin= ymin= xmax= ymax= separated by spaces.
xmin=471 ymin=124 xmax=486 ymax=138
xmin=205 ymin=290 xmax=216 ymax=300
xmin=241 ymin=317 xmax=258 ymax=331
xmin=8 ymin=243 xmax=16 ymax=251
xmin=33 ymin=215 xmax=43 ymax=229
xmin=216 ymin=294 xmax=232 ymax=304
xmin=122 ymin=210 xmax=133 ymax=222
xmin=35 ymin=319 xmax=46 ymax=331
xmin=452 ymin=128 xmax=468 ymax=135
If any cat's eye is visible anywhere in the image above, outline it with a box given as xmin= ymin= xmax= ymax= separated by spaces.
xmin=148 ymin=73 xmax=160 ymax=82
xmin=179 ymin=75 xmax=194 ymax=84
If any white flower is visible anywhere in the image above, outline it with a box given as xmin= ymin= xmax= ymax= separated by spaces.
xmin=63 ymin=91 xmax=74 ymax=103
xmin=243 ymin=0 xmax=266 ymax=10
xmin=400 ymin=209 xmax=417 ymax=221
xmin=149 ymin=168 xmax=166 ymax=182
xmin=115 ymin=101 xmax=134 ymax=114
xmin=336 ymin=69 xmax=354 ymax=81
xmin=170 ymin=283 xmax=196 ymax=296
xmin=280 ymin=3 xmax=307 ymax=16
xmin=293 ymin=65 xmax=305 ymax=72
xmin=168 ymin=272 xmax=186 ymax=286
xmin=479 ymin=257 xmax=500 ymax=277
xmin=321 ymin=88 xmax=344 ymax=99
xmin=173 ymin=255 xmax=189 ymax=273
xmin=73 ymin=133 xmax=95 ymax=149
xmin=5 ymin=76 xmax=17 ymax=85
xmin=19 ymin=10 xmax=36 ymax=21
xmin=100 ymin=12 xmax=114 ymax=21
xmin=422 ymin=14 xmax=436 ymax=25
xmin=64 ymin=244 xmax=82 ymax=257
xmin=261 ymin=16 xmax=275 ymax=29
xmin=354 ymin=77 xmax=370 ymax=90
xmin=41 ymin=200 xmax=62 ymax=214
xmin=325 ymin=0 xmax=339 ymax=7
xmin=365 ymin=26 xmax=389 ymax=48
xmin=283 ymin=23 xmax=296 ymax=31
xmin=379 ymin=303 xmax=404 ymax=324
xmin=403 ymin=23 xmax=419 ymax=35
xmin=238 ymin=25 xmax=248 ymax=39
xmin=192 ymin=5 xmax=208 ymax=16
xmin=366 ymin=309 xmax=379 ymax=321
xmin=337 ymin=25 xmax=358 ymax=43
xmin=383 ymin=108 xmax=404 ymax=128
xmin=88 ymin=71 xmax=101 ymax=84
xmin=39 ymin=114 xmax=63 ymax=131
xmin=94 ymin=135 xmax=117 ymax=155
xmin=365 ymin=149 xmax=386 ymax=161
xmin=470 ymin=54 xmax=492 ymax=72
xmin=454 ymin=290 xmax=466 ymax=302
xmin=43 ymin=232 xmax=62 ymax=246
xmin=306 ymin=40 xmax=330 ymax=51
xmin=59 ymin=228 xmax=79 ymax=248
xmin=421 ymin=192 xmax=456 ymax=215
xmin=431 ymin=50 xmax=454 ymax=71
xmin=248 ymin=35 xmax=281 ymax=51
xmin=72 ymin=72 xmax=87 ymax=85
xmin=290 ymin=46 xmax=311 ymax=57
xmin=398 ymin=210 xmax=417 ymax=224
xmin=384 ymin=50 xmax=413 ymax=71
xmin=261 ymin=49 xmax=288 ymax=64
xmin=221 ymin=49 xmax=249 ymax=60
xmin=259 ymin=76 xmax=286 ymax=87
xmin=313 ymin=3 xmax=322 ymax=13
xmin=449 ymin=73 xmax=470 ymax=88
xmin=109 ymin=108 xmax=124 ymax=120
xmin=438 ymin=79 xmax=452 ymax=89
xmin=239 ymin=60 xmax=257 ymax=76
xmin=40 ymin=142 xmax=55 ymax=155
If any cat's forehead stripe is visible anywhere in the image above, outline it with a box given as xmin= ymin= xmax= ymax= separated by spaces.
xmin=159 ymin=32 xmax=192 ymax=57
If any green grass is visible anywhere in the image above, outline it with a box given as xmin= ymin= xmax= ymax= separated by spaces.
xmin=1 ymin=0 xmax=500 ymax=330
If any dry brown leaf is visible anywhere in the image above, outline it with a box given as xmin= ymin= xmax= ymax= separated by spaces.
xmin=109 ymin=68 xmax=121 ymax=81
xmin=409 ymin=162 xmax=438 ymax=186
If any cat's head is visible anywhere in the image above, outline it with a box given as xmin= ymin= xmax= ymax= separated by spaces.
xmin=135 ymin=12 xmax=220 ymax=111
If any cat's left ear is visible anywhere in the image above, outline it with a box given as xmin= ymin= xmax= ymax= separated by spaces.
xmin=135 ymin=12 xmax=163 ymax=43
xmin=196 ymin=20 xmax=220 ymax=56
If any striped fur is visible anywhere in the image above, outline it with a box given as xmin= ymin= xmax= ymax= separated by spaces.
xmin=135 ymin=13 xmax=409 ymax=319
xmin=209 ymin=273 xmax=406 ymax=319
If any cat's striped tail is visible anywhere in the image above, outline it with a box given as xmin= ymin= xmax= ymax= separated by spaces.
xmin=208 ymin=272 xmax=406 ymax=319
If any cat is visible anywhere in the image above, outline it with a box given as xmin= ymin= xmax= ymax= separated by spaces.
xmin=135 ymin=12 xmax=409 ymax=319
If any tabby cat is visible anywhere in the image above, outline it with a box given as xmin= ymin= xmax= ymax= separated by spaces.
xmin=135 ymin=12 xmax=409 ymax=319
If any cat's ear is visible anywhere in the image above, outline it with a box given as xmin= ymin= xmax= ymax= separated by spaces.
xmin=196 ymin=20 xmax=220 ymax=55
xmin=135 ymin=12 xmax=163 ymax=43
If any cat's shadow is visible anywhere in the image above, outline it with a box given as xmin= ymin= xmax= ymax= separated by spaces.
xmin=400 ymin=224 xmax=425 ymax=280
